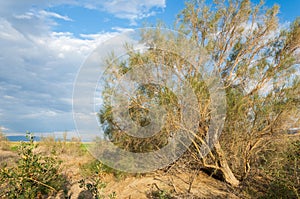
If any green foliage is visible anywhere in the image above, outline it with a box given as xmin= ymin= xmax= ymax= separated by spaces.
xmin=261 ymin=139 xmax=300 ymax=198
xmin=78 ymin=178 xmax=107 ymax=199
xmin=0 ymin=132 xmax=67 ymax=198
xmin=80 ymin=160 xmax=127 ymax=181
xmin=97 ymin=0 xmax=300 ymax=188
xmin=261 ymin=180 xmax=298 ymax=199
xmin=242 ymin=138 xmax=300 ymax=198
xmin=79 ymin=162 xmax=117 ymax=199
xmin=149 ymin=189 xmax=174 ymax=199
xmin=99 ymin=77 xmax=181 ymax=153
xmin=10 ymin=145 xmax=18 ymax=152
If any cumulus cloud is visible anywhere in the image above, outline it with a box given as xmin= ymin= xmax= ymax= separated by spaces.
xmin=0 ymin=0 xmax=164 ymax=135
xmin=0 ymin=17 xmax=118 ymax=133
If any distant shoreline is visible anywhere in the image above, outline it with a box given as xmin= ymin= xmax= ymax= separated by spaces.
xmin=5 ymin=135 xmax=93 ymax=143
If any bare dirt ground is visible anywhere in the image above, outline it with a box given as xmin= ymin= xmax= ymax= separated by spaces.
xmin=103 ymin=172 xmax=238 ymax=199
xmin=0 ymin=149 xmax=17 ymax=167
xmin=60 ymin=152 xmax=239 ymax=199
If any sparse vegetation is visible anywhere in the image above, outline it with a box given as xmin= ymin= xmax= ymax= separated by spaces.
xmin=79 ymin=162 xmax=117 ymax=199
xmin=80 ymin=160 xmax=128 ymax=181
xmin=147 ymin=187 xmax=174 ymax=199
xmin=0 ymin=132 xmax=67 ymax=198
xmin=39 ymin=133 xmax=85 ymax=156
xmin=260 ymin=139 xmax=300 ymax=198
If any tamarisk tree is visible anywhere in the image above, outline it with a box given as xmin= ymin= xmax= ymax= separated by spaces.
xmin=98 ymin=0 xmax=300 ymax=186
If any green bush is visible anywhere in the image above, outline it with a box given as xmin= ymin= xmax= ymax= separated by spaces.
xmin=0 ymin=132 xmax=67 ymax=198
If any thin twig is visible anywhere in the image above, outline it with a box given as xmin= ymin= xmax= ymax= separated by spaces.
xmin=24 ymin=177 xmax=57 ymax=192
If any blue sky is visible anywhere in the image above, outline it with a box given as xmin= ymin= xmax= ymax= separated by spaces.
xmin=0 ymin=0 xmax=299 ymax=139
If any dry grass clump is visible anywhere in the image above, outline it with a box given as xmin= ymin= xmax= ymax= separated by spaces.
xmin=0 ymin=132 xmax=10 ymax=151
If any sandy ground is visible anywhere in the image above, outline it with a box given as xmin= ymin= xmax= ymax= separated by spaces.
xmin=0 ymin=149 xmax=17 ymax=166
xmin=61 ymin=157 xmax=239 ymax=199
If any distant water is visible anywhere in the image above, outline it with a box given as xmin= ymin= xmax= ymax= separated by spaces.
xmin=5 ymin=135 xmax=92 ymax=142
xmin=6 ymin=135 xmax=41 ymax=142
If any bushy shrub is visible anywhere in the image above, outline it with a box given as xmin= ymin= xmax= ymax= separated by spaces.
xmin=0 ymin=132 xmax=67 ymax=198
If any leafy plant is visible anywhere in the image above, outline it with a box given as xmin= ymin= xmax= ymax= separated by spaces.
xmin=79 ymin=162 xmax=117 ymax=199
xmin=149 ymin=190 xmax=173 ymax=199
xmin=0 ymin=132 xmax=67 ymax=198
xmin=147 ymin=184 xmax=174 ymax=199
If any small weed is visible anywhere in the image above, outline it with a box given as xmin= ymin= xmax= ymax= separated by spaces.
xmin=149 ymin=189 xmax=174 ymax=199
xmin=147 ymin=183 xmax=174 ymax=199
xmin=79 ymin=163 xmax=117 ymax=199
xmin=10 ymin=145 xmax=18 ymax=152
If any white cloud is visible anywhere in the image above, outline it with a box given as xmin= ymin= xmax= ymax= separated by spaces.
xmin=22 ymin=110 xmax=59 ymax=119
xmin=0 ymin=0 xmax=165 ymax=135
xmin=39 ymin=10 xmax=73 ymax=21
xmin=99 ymin=0 xmax=166 ymax=24
xmin=0 ymin=18 xmax=26 ymax=41
xmin=111 ymin=27 xmax=134 ymax=32
xmin=14 ymin=12 xmax=35 ymax=20
xmin=0 ymin=17 xmax=120 ymax=133
xmin=0 ymin=126 xmax=9 ymax=132
xmin=79 ymin=32 xmax=118 ymax=40
xmin=0 ymin=0 xmax=166 ymax=25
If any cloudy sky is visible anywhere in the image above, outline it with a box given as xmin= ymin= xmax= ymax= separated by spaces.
xmin=0 ymin=0 xmax=299 ymax=138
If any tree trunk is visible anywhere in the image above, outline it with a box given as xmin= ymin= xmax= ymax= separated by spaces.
xmin=214 ymin=141 xmax=240 ymax=187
